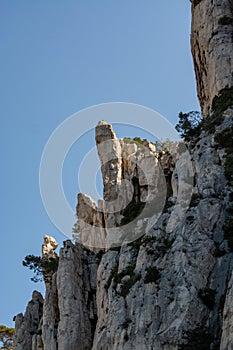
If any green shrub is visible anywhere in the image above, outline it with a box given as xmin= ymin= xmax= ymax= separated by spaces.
xmin=224 ymin=155 xmax=233 ymax=183
xmin=123 ymin=137 xmax=132 ymax=143
xmin=144 ymin=266 xmax=160 ymax=284
xmin=186 ymin=215 xmax=195 ymax=224
xmin=158 ymin=238 xmax=175 ymax=252
xmin=42 ymin=257 xmax=59 ymax=273
xmin=95 ymin=249 xmax=105 ymax=259
xmin=227 ymin=205 xmax=233 ymax=215
xmin=114 ymin=262 xmax=135 ymax=283
xmin=120 ymin=201 xmax=146 ymax=226
xmin=202 ymin=114 xmax=224 ymax=134
xmin=198 ymin=288 xmax=216 ymax=309
xmin=141 ymin=235 xmax=157 ymax=245
xmin=166 ymin=237 xmax=175 ymax=250
xmin=178 ymin=326 xmax=214 ymax=350
xmin=218 ymin=16 xmax=233 ymax=25
xmin=109 ymin=246 xmax=121 ymax=253
xmin=133 ymin=137 xmax=146 ymax=145
xmin=229 ymin=192 xmax=233 ymax=202
xmin=127 ymin=236 xmax=143 ymax=250
xmin=146 ymin=248 xmax=155 ymax=255
xmin=189 ymin=193 xmax=200 ymax=207
xmin=123 ymin=137 xmax=147 ymax=146
xmin=162 ymin=199 xmax=174 ymax=213
xmin=105 ymin=262 xmax=141 ymax=297
xmin=120 ymin=318 xmax=132 ymax=329
xmin=214 ymin=243 xmax=226 ymax=257
xmin=192 ymin=0 xmax=203 ymax=6
xmin=214 ymin=126 xmax=233 ymax=183
xmin=208 ymin=86 xmax=233 ymax=132
xmin=223 ymin=217 xmax=233 ymax=251
xmin=201 ymin=87 xmax=233 ymax=134
xmin=215 ymin=127 xmax=233 ymax=149
xmin=22 ymin=255 xmax=59 ymax=283
xmin=212 ymin=87 xmax=233 ymax=113
xmin=105 ymin=266 xmax=118 ymax=290
xmin=120 ymin=273 xmax=141 ymax=297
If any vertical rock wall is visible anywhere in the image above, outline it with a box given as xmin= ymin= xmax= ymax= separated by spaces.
xmin=191 ymin=0 xmax=233 ymax=116
xmin=220 ymin=269 xmax=233 ymax=349
xmin=13 ymin=291 xmax=44 ymax=350
xmin=13 ymin=1 xmax=233 ymax=348
xmin=13 ymin=236 xmax=99 ymax=350
xmin=76 ymin=121 xmax=166 ymax=250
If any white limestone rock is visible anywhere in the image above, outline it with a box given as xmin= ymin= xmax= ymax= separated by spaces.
xmin=191 ymin=0 xmax=233 ymax=116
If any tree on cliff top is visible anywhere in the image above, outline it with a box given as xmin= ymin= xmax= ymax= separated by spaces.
xmin=175 ymin=111 xmax=201 ymax=141
xmin=22 ymin=254 xmax=59 ymax=283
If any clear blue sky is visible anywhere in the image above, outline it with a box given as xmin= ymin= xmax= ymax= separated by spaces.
xmin=0 ymin=0 xmax=199 ymax=327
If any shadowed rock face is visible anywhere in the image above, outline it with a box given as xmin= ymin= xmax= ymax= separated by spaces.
xmin=191 ymin=0 xmax=233 ymax=116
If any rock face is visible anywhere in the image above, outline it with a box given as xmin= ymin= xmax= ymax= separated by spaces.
xmin=77 ymin=121 xmax=168 ymax=250
xmin=13 ymin=291 xmax=43 ymax=350
xmin=191 ymin=0 xmax=233 ymax=116
xmin=14 ymin=236 xmax=99 ymax=350
xmin=14 ymin=110 xmax=233 ymax=349
xmin=220 ymin=269 xmax=233 ymax=349
xmin=94 ymin=113 xmax=233 ymax=349
xmin=56 ymin=241 xmax=94 ymax=350
xmin=14 ymin=2 xmax=233 ymax=349
xmin=42 ymin=235 xmax=58 ymax=284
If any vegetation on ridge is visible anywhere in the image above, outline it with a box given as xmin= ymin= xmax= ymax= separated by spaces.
xmin=144 ymin=266 xmax=160 ymax=284
xmin=178 ymin=325 xmax=214 ymax=350
xmin=105 ymin=262 xmax=141 ymax=297
xmin=176 ymin=87 xmax=233 ymax=141
xmin=0 ymin=325 xmax=14 ymax=350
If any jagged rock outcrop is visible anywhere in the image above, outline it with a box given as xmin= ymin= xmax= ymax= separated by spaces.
xmin=14 ymin=1 xmax=233 ymax=349
xmin=13 ymin=291 xmax=43 ymax=350
xmin=191 ymin=0 xmax=233 ymax=116
xmin=42 ymin=235 xmax=58 ymax=284
xmin=92 ymin=112 xmax=233 ymax=349
xmin=77 ymin=121 xmax=169 ymax=250
xmin=95 ymin=120 xmax=122 ymax=203
xmin=14 ymin=236 xmax=99 ymax=350
xmin=42 ymin=271 xmax=58 ymax=350
xmin=14 ymin=110 xmax=233 ymax=349
xmin=56 ymin=241 xmax=94 ymax=350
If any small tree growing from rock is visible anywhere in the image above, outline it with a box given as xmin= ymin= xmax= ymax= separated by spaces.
xmin=22 ymin=254 xmax=58 ymax=282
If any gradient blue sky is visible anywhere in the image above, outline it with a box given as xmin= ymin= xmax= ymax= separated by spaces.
xmin=0 ymin=1 xmax=200 ymax=327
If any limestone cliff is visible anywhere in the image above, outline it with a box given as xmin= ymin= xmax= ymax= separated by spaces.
xmin=13 ymin=1 xmax=233 ymax=349
xmin=13 ymin=291 xmax=43 ymax=350
xmin=77 ymin=121 xmax=168 ymax=251
xmin=14 ymin=110 xmax=233 ymax=349
xmin=191 ymin=0 xmax=233 ymax=117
